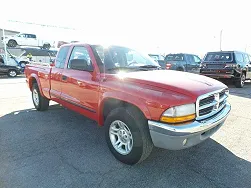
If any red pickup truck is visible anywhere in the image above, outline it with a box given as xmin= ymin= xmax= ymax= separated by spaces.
xmin=25 ymin=43 xmax=231 ymax=165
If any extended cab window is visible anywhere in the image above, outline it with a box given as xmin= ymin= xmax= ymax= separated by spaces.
xmin=67 ymin=46 xmax=93 ymax=71
xmin=55 ymin=46 xmax=70 ymax=68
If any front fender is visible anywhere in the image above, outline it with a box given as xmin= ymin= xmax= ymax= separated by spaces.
xmin=28 ymin=73 xmax=45 ymax=97
xmin=98 ymin=91 xmax=151 ymax=126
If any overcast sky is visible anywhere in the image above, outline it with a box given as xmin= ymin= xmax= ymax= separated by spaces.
xmin=1 ymin=0 xmax=250 ymax=56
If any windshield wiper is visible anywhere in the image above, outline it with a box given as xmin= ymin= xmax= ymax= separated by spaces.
xmin=138 ymin=65 xmax=158 ymax=68
xmin=106 ymin=67 xmax=137 ymax=71
xmin=138 ymin=65 xmax=163 ymax=70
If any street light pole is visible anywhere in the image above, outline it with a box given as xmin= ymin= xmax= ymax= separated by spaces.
xmin=220 ymin=30 xmax=223 ymax=51
xmin=2 ymin=29 xmax=8 ymax=64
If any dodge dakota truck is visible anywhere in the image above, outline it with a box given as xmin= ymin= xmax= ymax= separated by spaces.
xmin=24 ymin=43 xmax=231 ymax=165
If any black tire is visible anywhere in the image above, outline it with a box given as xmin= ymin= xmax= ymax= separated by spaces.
xmin=234 ymin=73 xmax=245 ymax=88
xmin=42 ymin=43 xmax=51 ymax=50
xmin=177 ymin=67 xmax=184 ymax=71
xmin=7 ymin=40 xmax=17 ymax=47
xmin=105 ymin=107 xmax=153 ymax=165
xmin=32 ymin=83 xmax=49 ymax=111
xmin=7 ymin=70 xmax=17 ymax=77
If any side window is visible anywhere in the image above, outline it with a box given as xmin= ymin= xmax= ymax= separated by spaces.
xmin=193 ymin=55 xmax=201 ymax=63
xmin=243 ymin=54 xmax=249 ymax=63
xmin=187 ymin=55 xmax=195 ymax=64
xmin=67 ymin=46 xmax=93 ymax=71
xmin=235 ymin=53 xmax=244 ymax=63
xmin=55 ymin=46 xmax=70 ymax=68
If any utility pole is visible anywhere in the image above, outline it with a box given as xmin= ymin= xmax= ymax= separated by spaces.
xmin=2 ymin=29 xmax=8 ymax=64
xmin=220 ymin=30 xmax=223 ymax=51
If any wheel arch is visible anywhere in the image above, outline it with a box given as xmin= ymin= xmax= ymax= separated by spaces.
xmin=8 ymin=39 xmax=18 ymax=45
xmin=28 ymin=74 xmax=45 ymax=97
xmin=98 ymin=95 xmax=151 ymax=126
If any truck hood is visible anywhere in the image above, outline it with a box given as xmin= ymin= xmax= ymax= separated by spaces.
xmin=120 ymin=70 xmax=227 ymax=98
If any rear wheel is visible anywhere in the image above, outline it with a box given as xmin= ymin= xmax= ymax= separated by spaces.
xmin=32 ymin=83 xmax=49 ymax=111
xmin=105 ymin=107 xmax=153 ymax=165
xmin=234 ymin=73 xmax=245 ymax=88
xmin=7 ymin=70 xmax=17 ymax=77
xmin=177 ymin=67 xmax=184 ymax=71
xmin=7 ymin=40 xmax=17 ymax=47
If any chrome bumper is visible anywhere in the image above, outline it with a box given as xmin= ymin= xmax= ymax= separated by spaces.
xmin=148 ymin=102 xmax=231 ymax=150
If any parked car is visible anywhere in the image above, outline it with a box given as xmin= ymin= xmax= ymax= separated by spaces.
xmin=0 ymin=57 xmax=21 ymax=77
xmin=18 ymin=48 xmax=58 ymax=64
xmin=148 ymin=54 xmax=166 ymax=67
xmin=200 ymin=51 xmax=251 ymax=88
xmin=164 ymin=53 xmax=201 ymax=74
xmin=6 ymin=47 xmax=58 ymax=69
xmin=148 ymin=54 xmax=165 ymax=61
xmin=24 ymin=43 xmax=231 ymax=165
xmin=0 ymin=53 xmax=20 ymax=66
xmin=2 ymin=33 xmax=53 ymax=49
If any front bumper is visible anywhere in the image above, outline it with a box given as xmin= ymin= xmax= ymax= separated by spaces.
xmin=148 ymin=102 xmax=231 ymax=150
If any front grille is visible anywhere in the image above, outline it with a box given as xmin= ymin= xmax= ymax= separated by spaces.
xmin=199 ymin=95 xmax=215 ymax=107
xmin=199 ymin=106 xmax=214 ymax=116
xmin=196 ymin=89 xmax=228 ymax=120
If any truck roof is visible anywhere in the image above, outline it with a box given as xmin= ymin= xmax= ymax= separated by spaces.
xmin=206 ymin=50 xmax=248 ymax=54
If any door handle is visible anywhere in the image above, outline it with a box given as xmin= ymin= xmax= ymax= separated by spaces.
xmin=62 ymin=75 xmax=67 ymax=81
xmin=77 ymin=81 xmax=86 ymax=87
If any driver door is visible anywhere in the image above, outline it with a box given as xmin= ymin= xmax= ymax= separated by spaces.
xmin=61 ymin=45 xmax=100 ymax=115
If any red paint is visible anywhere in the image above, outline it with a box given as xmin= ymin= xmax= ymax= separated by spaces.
xmin=25 ymin=43 xmax=228 ymax=125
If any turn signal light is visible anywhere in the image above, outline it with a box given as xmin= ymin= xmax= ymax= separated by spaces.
xmin=160 ymin=114 xmax=196 ymax=124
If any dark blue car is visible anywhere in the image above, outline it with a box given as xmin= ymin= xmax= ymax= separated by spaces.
xmin=158 ymin=53 xmax=201 ymax=74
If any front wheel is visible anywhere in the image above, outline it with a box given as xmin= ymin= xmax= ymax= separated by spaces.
xmin=32 ymin=83 xmax=49 ymax=111
xmin=42 ymin=43 xmax=51 ymax=49
xmin=234 ymin=73 xmax=245 ymax=88
xmin=7 ymin=70 xmax=17 ymax=77
xmin=105 ymin=107 xmax=153 ymax=165
xmin=7 ymin=40 xmax=17 ymax=47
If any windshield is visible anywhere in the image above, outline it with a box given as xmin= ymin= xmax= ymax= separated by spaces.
xmin=165 ymin=54 xmax=184 ymax=61
xmin=92 ymin=45 xmax=159 ymax=73
xmin=204 ymin=52 xmax=233 ymax=62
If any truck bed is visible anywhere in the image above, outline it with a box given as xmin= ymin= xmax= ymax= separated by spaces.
xmin=25 ymin=64 xmax=52 ymax=99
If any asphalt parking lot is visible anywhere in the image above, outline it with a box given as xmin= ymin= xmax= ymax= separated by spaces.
xmin=0 ymin=76 xmax=251 ymax=188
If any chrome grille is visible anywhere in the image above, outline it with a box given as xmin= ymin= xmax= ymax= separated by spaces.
xmin=196 ymin=89 xmax=229 ymax=120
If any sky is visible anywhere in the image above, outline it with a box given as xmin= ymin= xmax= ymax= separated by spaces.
xmin=1 ymin=0 xmax=251 ymax=57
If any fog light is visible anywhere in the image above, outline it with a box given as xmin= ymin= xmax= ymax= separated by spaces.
xmin=183 ymin=139 xmax=187 ymax=146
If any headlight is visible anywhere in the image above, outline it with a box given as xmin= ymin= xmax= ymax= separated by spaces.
xmin=160 ymin=103 xmax=196 ymax=124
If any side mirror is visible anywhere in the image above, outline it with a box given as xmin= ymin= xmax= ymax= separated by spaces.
xmin=70 ymin=59 xmax=93 ymax=71
xmin=50 ymin=60 xmax=55 ymax=67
